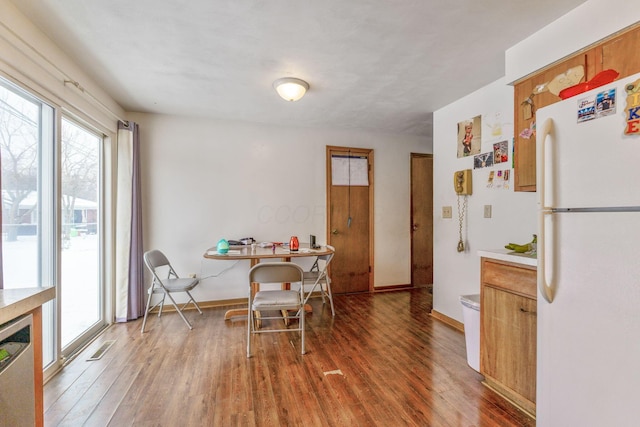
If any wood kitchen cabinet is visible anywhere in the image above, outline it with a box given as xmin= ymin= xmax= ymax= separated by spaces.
xmin=513 ymin=53 xmax=591 ymax=192
xmin=513 ymin=23 xmax=640 ymax=192
xmin=598 ymin=25 xmax=640 ymax=79
xmin=480 ymin=257 xmax=537 ymax=418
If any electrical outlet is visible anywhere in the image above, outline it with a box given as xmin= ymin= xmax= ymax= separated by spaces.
xmin=442 ymin=206 xmax=452 ymax=219
xmin=484 ymin=205 xmax=492 ymax=218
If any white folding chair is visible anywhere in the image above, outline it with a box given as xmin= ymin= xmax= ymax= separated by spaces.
xmin=141 ymin=249 xmax=203 ymax=333
xmin=302 ymin=245 xmax=335 ymax=316
xmin=247 ymin=262 xmax=306 ymax=357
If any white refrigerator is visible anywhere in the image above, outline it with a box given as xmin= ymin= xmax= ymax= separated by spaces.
xmin=536 ymin=71 xmax=640 ymax=426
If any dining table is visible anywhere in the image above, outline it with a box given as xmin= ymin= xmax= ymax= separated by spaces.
xmin=203 ymin=243 xmax=334 ymax=320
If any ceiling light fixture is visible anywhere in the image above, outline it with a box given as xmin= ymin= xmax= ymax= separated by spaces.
xmin=273 ymin=77 xmax=309 ymax=102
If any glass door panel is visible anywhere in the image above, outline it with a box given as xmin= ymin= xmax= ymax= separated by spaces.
xmin=0 ymin=80 xmax=56 ymax=368
xmin=60 ymin=118 xmax=102 ymax=350
xmin=0 ymin=85 xmax=40 ymax=288
xmin=1 ymin=78 xmax=106 ymax=371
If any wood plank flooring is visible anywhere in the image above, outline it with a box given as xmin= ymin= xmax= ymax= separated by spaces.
xmin=44 ymin=288 xmax=534 ymax=426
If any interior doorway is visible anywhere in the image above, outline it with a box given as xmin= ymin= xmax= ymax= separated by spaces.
xmin=410 ymin=153 xmax=433 ymax=286
xmin=326 ymin=146 xmax=373 ymax=294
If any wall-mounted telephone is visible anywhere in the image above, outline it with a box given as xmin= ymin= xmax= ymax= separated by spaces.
xmin=454 ymin=169 xmax=472 ymax=195
xmin=454 ymin=169 xmax=472 ymax=252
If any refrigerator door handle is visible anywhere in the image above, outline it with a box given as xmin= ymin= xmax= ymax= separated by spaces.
xmin=538 ymin=118 xmax=555 ymax=303
xmin=538 ymin=209 xmax=555 ymax=303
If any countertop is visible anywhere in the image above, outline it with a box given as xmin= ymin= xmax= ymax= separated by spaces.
xmin=0 ymin=287 xmax=56 ymax=325
xmin=477 ymin=248 xmax=538 ymax=267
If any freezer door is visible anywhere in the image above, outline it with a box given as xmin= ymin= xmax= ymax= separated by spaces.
xmin=536 ymin=72 xmax=640 ymax=210
xmin=537 ymin=211 xmax=640 ymax=426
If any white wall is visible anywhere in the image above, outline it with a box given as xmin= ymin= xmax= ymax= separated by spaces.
xmin=432 ymin=78 xmax=536 ymax=322
xmin=0 ymin=1 xmax=124 ymax=132
xmin=8 ymin=0 xmax=635 ymax=318
xmin=130 ymin=112 xmax=430 ymax=302
xmin=506 ymin=0 xmax=640 ymax=83
xmin=434 ymin=0 xmax=640 ymax=323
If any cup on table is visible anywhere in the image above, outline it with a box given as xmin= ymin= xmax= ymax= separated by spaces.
xmin=251 ymin=243 xmax=257 ymax=252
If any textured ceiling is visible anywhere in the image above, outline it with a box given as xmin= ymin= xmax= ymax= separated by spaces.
xmin=12 ymin=0 xmax=587 ymax=136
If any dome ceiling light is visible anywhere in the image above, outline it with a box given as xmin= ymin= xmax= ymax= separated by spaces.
xmin=273 ymin=77 xmax=309 ymax=102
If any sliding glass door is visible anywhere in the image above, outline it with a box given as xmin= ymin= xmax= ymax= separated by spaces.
xmin=0 ymin=79 xmax=56 ymax=367
xmin=0 ymin=78 xmax=106 ymax=370
xmin=0 ymin=83 xmax=43 ymax=285
xmin=60 ymin=118 xmax=103 ymax=353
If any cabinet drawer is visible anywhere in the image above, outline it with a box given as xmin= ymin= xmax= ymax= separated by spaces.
xmin=481 ymin=258 xmax=536 ymax=298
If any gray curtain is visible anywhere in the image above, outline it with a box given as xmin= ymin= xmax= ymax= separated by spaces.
xmin=115 ymin=121 xmax=144 ymax=321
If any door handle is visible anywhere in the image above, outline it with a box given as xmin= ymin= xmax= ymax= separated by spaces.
xmin=538 ymin=118 xmax=555 ymax=304
xmin=412 ymin=224 xmax=418 ymax=231
xmin=331 ymin=229 xmax=339 ymax=235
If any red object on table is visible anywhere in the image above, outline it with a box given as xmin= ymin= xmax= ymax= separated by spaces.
xmin=289 ymin=236 xmax=299 ymax=251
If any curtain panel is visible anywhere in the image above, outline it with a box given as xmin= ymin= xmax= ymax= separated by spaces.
xmin=115 ymin=121 xmax=144 ymax=322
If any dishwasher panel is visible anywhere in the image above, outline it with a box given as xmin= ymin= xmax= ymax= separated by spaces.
xmin=0 ymin=314 xmax=35 ymax=427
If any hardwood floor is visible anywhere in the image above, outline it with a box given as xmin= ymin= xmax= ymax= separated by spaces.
xmin=44 ymin=288 xmax=534 ymax=426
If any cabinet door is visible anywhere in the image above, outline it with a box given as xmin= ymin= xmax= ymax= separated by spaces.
xmin=481 ymin=286 xmax=537 ymax=403
xmin=513 ymin=54 xmax=591 ymax=192
xmin=599 ymin=25 xmax=640 ymax=79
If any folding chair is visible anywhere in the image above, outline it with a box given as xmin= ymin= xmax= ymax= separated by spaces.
xmin=141 ymin=249 xmax=202 ymax=333
xmin=302 ymin=245 xmax=335 ymax=316
xmin=247 ymin=262 xmax=305 ymax=357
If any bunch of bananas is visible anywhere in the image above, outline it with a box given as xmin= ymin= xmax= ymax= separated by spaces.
xmin=505 ymin=234 xmax=537 ymax=253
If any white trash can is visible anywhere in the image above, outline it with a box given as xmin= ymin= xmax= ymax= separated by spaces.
xmin=460 ymin=294 xmax=480 ymax=372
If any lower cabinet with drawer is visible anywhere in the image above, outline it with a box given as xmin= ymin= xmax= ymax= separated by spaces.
xmin=480 ymin=257 xmax=537 ymax=418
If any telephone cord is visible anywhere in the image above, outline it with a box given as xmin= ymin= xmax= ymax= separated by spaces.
xmin=457 ymin=194 xmax=467 ymax=252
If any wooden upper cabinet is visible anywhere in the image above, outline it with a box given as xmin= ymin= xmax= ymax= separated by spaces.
xmin=513 ymin=23 xmax=640 ymax=192
xmin=599 ymin=25 xmax=640 ymax=79
xmin=513 ymin=54 xmax=591 ymax=192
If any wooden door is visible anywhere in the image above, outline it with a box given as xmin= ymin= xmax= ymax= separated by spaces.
xmin=410 ymin=154 xmax=433 ymax=286
xmin=326 ymin=146 xmax=373 ymax=294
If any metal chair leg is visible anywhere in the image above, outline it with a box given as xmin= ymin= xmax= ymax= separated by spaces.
xmin=141 ymin=286 xmax=155 ymax=333
xmin=164 ymin=292 xmax=193 ymax=330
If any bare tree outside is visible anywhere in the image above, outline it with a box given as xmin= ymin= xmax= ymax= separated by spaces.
xmin=61 ymin=119 xmax=99 ymax=248
xmin=0 ymin=88 xmax=38 ymax=242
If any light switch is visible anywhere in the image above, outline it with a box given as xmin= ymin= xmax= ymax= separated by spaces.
xmin=442 ymin=206 xmax=452 ymax=219
xmin=484 ymin=205 xmax=492 ymax=218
